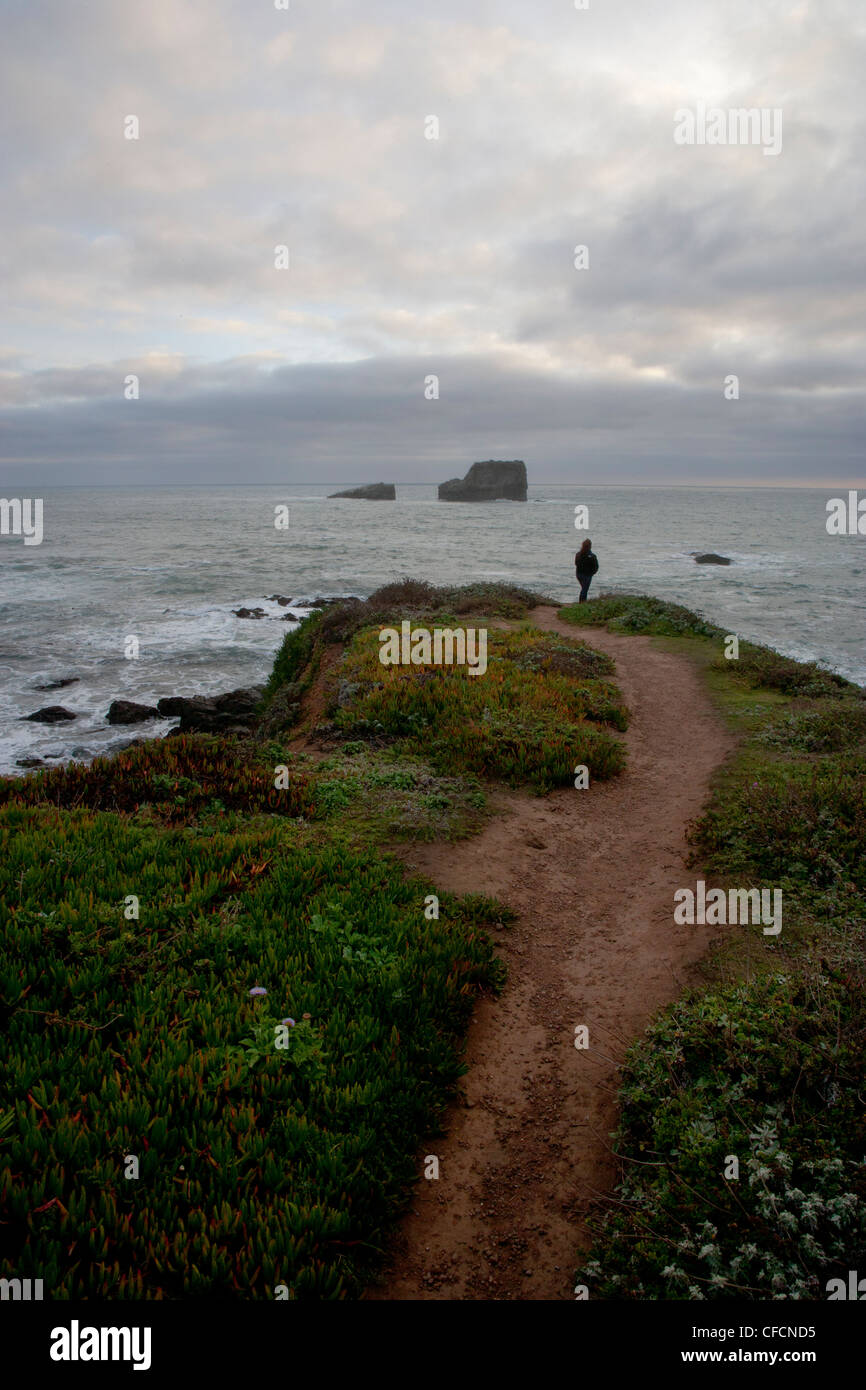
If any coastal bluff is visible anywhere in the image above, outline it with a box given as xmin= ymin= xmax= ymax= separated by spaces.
xmin=438 ymin=460 xmax=527 ymax=502
xmin=329 ymin=482 xmax=396 ymax=500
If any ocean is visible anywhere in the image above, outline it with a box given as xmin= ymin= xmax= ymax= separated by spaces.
xmin=1 ymin=484 xmax=863 ymax=775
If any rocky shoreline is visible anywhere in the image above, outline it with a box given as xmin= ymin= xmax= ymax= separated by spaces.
xmin=12 ymin=595 xmax=361 ymax=770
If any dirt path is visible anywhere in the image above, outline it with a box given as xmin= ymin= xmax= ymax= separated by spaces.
xmin=366 ymin=605 xmax=736 ymax=1301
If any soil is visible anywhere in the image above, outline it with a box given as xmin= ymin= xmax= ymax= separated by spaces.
xmin=364 ymin=604 xmax=737 ymax=1301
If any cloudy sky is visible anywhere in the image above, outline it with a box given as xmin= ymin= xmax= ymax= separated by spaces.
xmin=2 ymin=0 xmax=864 ymax=487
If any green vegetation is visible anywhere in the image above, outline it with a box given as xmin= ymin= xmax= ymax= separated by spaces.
xmin=0 ymin=736 xmax=312 ymax=822
xmin=305 ymin=746 xmax=487 ymax=843
xmin=0 ymin=794 xmax=505 ymax=1298
xmin=328 ymin=625 xmax=627 ymax=792
xmin=1 ymin=580 xmax=610 ymax=1299
xmin=561 ymin=594 xmax=866 ymax=1300
xmin=580 ymin=973 xmax=865 ymax=1300
xmin=560 ymin=593 xmax=724 ymax=640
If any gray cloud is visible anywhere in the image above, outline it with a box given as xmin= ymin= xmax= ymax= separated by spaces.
xmin=1 ymin=0 xmax=865 ymax=485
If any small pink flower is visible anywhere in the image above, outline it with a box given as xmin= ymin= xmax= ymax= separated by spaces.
xmin=249 ymin=986 xmax=267 ymax=997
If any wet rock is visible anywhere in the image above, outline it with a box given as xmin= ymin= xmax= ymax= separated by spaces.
xmin=155 ymin=696 xmax=188 ymax=717
xmin=107 ymin=699 xmax=161 ymax=725
xmin=157 ymin=685 xmax=265 ymax=733
xmin=693 ymin=553 xmax=732 ymax=565
xmin=22 ymin=705 xmax=76 ymax=723
xmin=302 ymin=595 xmax=363 ymax=609
xmin=16 ymin=756 xmax=45 ymax=768
xmin=34 ymin=677 xmax=80 ymax=691
xmin=233 ymin=606 xmax=267 ymax=619
xmin=266 ymin=595 xmax=292 ymax=606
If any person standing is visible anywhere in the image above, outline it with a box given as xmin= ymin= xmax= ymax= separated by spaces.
xmin=575 ymin=537 xmax=599 ymax=603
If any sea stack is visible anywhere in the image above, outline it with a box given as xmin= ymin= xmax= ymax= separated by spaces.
xmin=438 ymin=460 xmax=527 ymax=502
xmin=328 ymin=482 xmax=396 ymax=500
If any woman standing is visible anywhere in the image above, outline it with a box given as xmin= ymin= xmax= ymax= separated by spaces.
xmin=575 ymin=537 xmax=599 ymax=603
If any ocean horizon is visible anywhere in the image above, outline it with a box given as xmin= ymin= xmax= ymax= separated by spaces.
xmin=1 ymin=482 xmax=863 ymax=775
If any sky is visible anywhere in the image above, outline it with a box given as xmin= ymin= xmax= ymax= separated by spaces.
xmin=1 ymin=0 xmax=865 ymax=487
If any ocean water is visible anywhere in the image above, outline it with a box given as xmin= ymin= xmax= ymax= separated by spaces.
xmin=1 ymin=484 xmax=863 ymax=775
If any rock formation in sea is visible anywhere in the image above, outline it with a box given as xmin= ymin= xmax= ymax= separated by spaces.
xmin=157 ymin=685 xmax=265 ymax=734
xmin=34 ymin=677 xmax=80 ymax=691
xmin=693 ymin=553 xmax=732 ymax=565
xmin=328 ymin=482 xmax=396 ymax=500
xmin=438 ymin=460 xmax=527 ymax=502
xmin=22 ymin=705 xmax=77 ymax=722
xmin=106 ymin=700 xmax=161 ymax=725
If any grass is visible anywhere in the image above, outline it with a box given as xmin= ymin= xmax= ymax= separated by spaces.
xmin=303 ymin=745 xmax=488 ymax=844
xmin=560 ymin=594 xmax=866 ymax=1301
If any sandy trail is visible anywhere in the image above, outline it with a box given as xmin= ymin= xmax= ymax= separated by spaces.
xmin=366 ymin=605 xmax=736 ymax=1301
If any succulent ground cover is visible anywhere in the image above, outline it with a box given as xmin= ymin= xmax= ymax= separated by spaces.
xmin=1 ymin=581 xmax=621 ymax=1299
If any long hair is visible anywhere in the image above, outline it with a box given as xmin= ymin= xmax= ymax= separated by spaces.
xmin=577 ymin=538 xmax=592 ymax=556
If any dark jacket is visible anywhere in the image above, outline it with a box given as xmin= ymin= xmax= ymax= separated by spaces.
xmin=575 ymin=549 xmax=599 ymax=578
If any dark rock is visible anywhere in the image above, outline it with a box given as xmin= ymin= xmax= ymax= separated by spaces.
xmin=22 ymin=705 xmax=76 ymax=723
xmin=154 ymin=696 xmax=187 ymax=716
xmin=34 ymin=677 xmax=80 ymax=691
xmin=438 ymin=460 xmax=527 ymax=502
xmin=16 ymin=756 xmax=45 ymax=768
xmin=233 ymin=606 xmax=267 ymax=619
xmin=107 ymin=699 xmax=161 ymax=725
xmin=694 ymin=553 xmax=732 ymax=565
xmin=266 ymin=595 xmax=292 ymax=606
xmin=282 ymin=596 xmax=361 ymax=617
xmin=157 ymin=685 xmax=265 ymax=734
xmin=328 ymin=482 xmax=396 ymax=500
xmin=215 ymin=686 xmax=265 ymax=717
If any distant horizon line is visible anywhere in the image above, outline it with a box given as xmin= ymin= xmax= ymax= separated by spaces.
xmin=5 ymin=480 xmax=864 ymax=491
